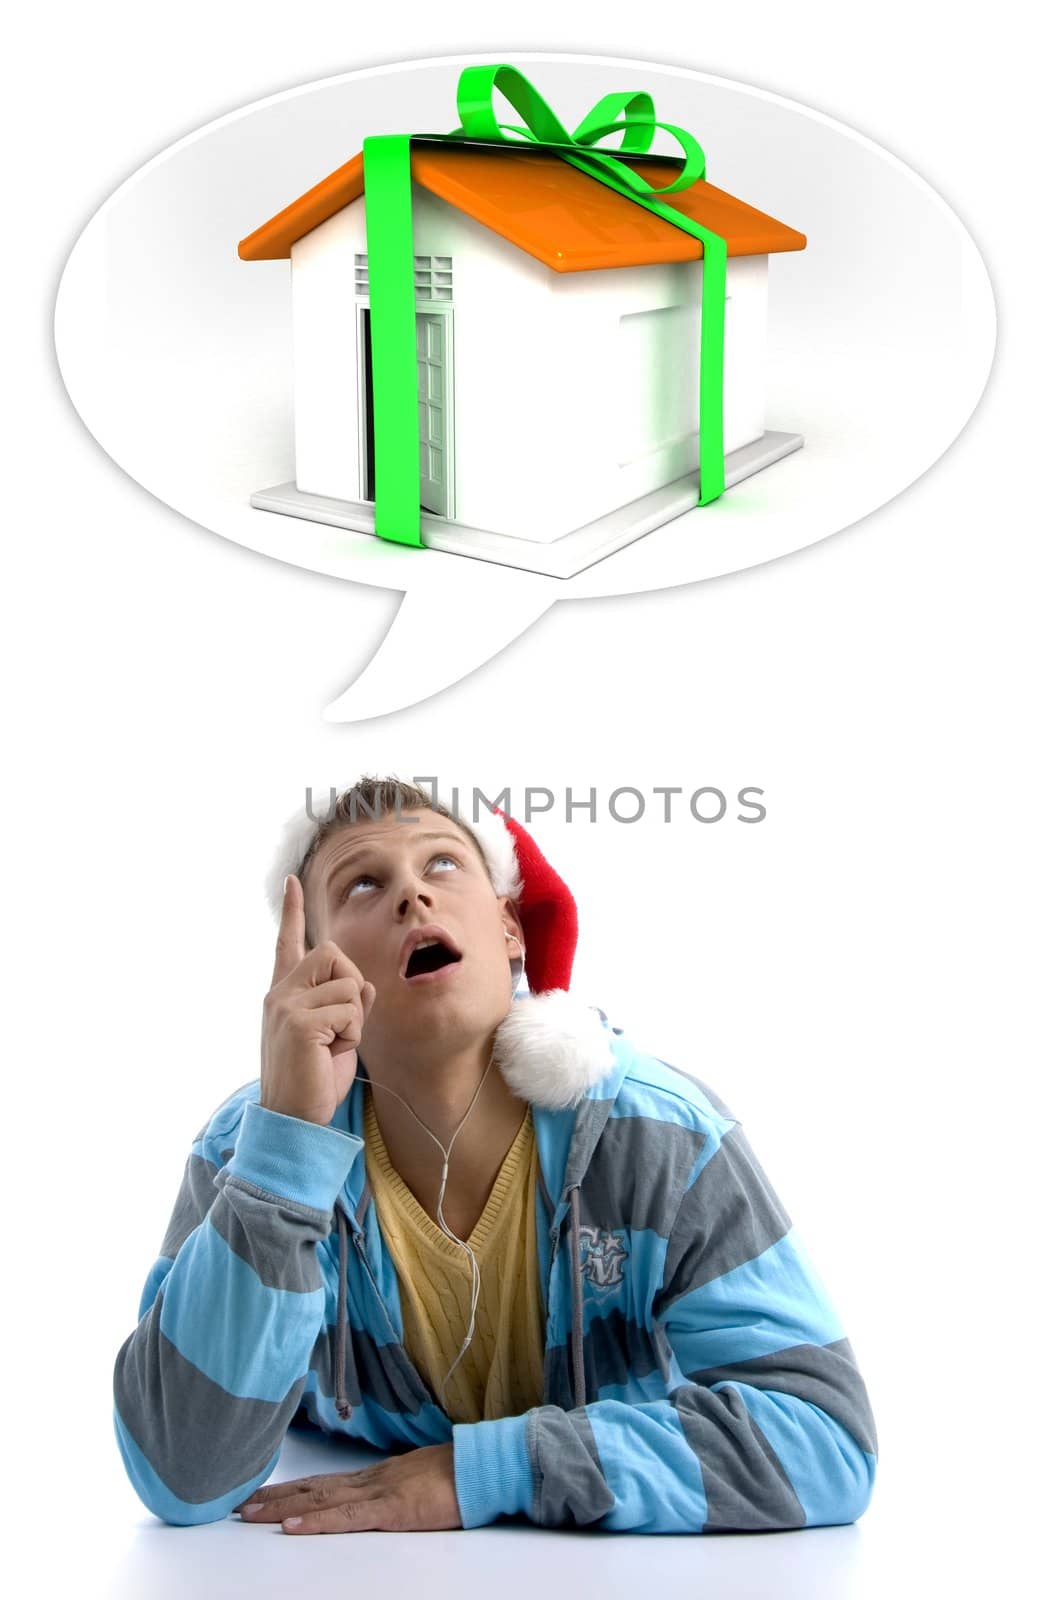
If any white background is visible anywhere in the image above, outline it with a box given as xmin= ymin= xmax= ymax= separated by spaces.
xmin=6 ymin=4 xmax=1060 ymax=1596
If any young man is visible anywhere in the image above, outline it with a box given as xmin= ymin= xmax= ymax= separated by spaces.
xmin=113 ymin=776 xmax=877 ymax=1535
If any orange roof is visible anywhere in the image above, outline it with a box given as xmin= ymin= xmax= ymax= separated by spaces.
xmin=238 ymin=143 xmax=805 ymax=270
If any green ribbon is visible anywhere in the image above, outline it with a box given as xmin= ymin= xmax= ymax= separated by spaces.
xmin=362 ymin=63 xmax=727 ymax=548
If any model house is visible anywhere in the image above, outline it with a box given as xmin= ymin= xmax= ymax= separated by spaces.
xmin=238 ymin=142 xmax=806 ymax=577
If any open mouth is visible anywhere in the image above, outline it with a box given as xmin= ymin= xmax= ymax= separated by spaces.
xmin=403 ymin=938 xmax=462 ymax=980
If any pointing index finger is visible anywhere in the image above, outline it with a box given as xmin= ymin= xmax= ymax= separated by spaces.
xmin=271 ymin=874 xmax=307 ymax=988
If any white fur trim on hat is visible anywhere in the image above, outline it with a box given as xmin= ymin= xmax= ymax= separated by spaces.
xmin=264 ymin=781 xmax=521 ymax=922
xmin=493 ymin=990 xmax=617 ymax=1111
xmin=464 ymin=803 xmax=522 ymax=901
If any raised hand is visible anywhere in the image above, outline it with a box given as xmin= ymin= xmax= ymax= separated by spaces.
xmin=259 ymin=874 xmax=376 ymax=1127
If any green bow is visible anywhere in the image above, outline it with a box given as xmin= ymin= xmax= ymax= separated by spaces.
xmin=362 ymin=63 xmax=727 ymax=548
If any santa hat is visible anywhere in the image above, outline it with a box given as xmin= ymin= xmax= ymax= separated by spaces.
xmin=264 ymin=781 xmax=616 ymax=1110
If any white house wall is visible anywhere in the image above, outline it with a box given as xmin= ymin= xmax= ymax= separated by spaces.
xmin=558 ymin=255 xmax=767 ymax=520
xmin=617 ymin=254 xmax=765 ymax=470
xmin=289 ymin=183 xmax=769 ymax=542
xmin=291 ymin=204 xmax=366 ymax=502
xmin=409 ymin=192 xmax=769 ymax=540
xmin=406 ymin=188 xmax=598 ymax=542
xmin=722 ymin=256 xmax=767 ymax=455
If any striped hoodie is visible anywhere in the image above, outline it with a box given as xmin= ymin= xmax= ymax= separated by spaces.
xmin=113 ymin=999 xmax=877 ymax=1532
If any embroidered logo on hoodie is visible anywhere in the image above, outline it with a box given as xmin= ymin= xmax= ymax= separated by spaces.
xmin=578 ymin=1225 xmax=629 ymax=1289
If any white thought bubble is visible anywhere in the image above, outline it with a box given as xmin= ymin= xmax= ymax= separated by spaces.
xmin=54 ymin=52 xmax=995 ymax=723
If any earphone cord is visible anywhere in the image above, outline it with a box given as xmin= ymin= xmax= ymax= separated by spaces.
xmin=359 ymin=928 xmax=524 ymax=1407
xmin=363 ymin=1050 xmax=497 ymax=1403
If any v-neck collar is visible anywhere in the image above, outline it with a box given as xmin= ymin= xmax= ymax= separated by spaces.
xmin=362 ymin=1086 xmax=535 ymax=1259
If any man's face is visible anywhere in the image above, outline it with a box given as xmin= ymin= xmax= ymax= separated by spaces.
xmin=302 ymin=807 xmax=523 ymax=1059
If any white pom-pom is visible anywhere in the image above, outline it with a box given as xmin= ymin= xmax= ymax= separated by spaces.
xmin=493 ymin=991 xmax=617 ymax=1110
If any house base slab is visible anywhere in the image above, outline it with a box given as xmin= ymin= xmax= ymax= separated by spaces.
xmin=251 ymin=431 xmax=803 ymax=579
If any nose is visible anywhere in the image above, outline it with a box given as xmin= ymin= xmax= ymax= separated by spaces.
xmin=393 ymin=869 xmax=434 ymax=920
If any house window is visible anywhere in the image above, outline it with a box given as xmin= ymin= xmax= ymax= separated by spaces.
xmin=617 ymin=304 xmax=699 ymax=465
xmin=354 ymin=253 xmax=453 ymax=301
xmin=415 ymin=255 xmax=454 ymax=301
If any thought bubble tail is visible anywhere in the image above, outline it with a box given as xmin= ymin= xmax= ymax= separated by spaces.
xmin=322 ymin=567 xmax=557 ymax=722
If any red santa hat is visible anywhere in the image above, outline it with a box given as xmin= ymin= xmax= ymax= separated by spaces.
xmin=264 ymin=781 xmax=616 ymax=1110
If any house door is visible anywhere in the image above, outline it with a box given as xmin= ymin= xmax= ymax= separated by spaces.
xmin=359 ymin=307 xmax=452 ymax=518
xmin=416 ymin=312 xmax=449 ymax=517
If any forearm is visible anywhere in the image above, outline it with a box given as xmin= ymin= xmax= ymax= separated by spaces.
xmin=113 ymin=1101 xmax=359 ymax=1525
xmin=453 ymin=1381 xmax=876 ymax=1534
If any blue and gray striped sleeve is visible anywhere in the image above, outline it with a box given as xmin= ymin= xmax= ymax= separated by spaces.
xmin=454 ymin=1114 xmax=877 ymax=1533
xmin=112 ymin=1093 xmax=361 ymax=1525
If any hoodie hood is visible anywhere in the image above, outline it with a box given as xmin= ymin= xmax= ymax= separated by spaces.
xmin=329 ymin=991 xmax=625 ymax=1421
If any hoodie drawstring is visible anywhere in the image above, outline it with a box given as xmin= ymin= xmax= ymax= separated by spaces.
xmin=567 ymin=1185 xmax=586 ymax=1409
xmin=333 ymin=1204 xmax=353 ymax=1421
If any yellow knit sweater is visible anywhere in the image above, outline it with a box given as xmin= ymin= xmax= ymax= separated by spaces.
xmin=362 ymin=1089 xmax=546 ymax=1424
